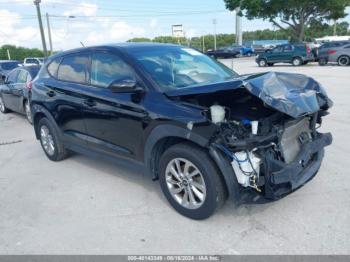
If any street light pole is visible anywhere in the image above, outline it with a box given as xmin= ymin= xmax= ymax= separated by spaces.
xmin=34 ymin=0 xmax=47 ymax=56
xmin=46 ymin=13 xmax=53 ymax=55
xmin=213 ymin=19 xmax=217 ymax=50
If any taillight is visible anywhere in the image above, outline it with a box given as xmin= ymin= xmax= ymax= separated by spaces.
xmin=328 ymin=50 xmax=337 ymax=55
xmin=26 ymin=81 xmax=33 ymax=90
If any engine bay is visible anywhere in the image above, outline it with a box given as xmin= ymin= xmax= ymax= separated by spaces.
xmin=175 ymin=88 xmax=325 ymax=196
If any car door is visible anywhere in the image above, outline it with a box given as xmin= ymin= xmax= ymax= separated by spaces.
xmin=281 ymin=44 xmax=294 ymax=62
xmin=41 ymin=54 xmax=90 ymax=147
xmin=10 ymin=69 xmax=28 ymax=113
xmin=81 ymin=51 xmax=147 ymax=159
xmin=1 ymin=69 xmax=19 ymax=111
xmin=268 ymin=45 xmax=284 ymax=62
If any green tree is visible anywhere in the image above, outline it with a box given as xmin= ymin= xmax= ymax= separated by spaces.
xmin=0 ymin=45 xmax=45 ymax=61
xmin=127 ymin=37 xmax=152 ymax=42
xmin=223 ymin=0 xmax=350 ymax=42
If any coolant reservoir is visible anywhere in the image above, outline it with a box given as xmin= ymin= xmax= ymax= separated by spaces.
xmin=210 ymin=105 xmax=226 ymax=124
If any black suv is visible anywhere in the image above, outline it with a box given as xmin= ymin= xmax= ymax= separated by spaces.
xmin=31 ymin=43 xmax=332 ymax=219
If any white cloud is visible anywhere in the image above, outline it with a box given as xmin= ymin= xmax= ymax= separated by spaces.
xmin=63 ymin=1 xmax=97 ymax=17
xmin=149 ymin=18 xmax=158 ymax=28
xmin=0 ymin=9 xmax=21 ymax=35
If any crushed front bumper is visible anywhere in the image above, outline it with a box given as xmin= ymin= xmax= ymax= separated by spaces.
xmin=262 ymin=132 xmax=333 ymax=200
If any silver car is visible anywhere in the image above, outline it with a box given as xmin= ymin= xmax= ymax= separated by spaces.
xmin=318 ymin=41 xmax=350 ymax=66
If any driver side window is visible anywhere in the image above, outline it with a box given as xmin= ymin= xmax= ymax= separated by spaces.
xmin=91 ymin=52 xmax=135 ymax=88
xmin=273 ymin=46 xmax=283 ymax=53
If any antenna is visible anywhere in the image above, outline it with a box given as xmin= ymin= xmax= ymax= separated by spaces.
xmin=80 ymin=41 xmax=85 ymax=47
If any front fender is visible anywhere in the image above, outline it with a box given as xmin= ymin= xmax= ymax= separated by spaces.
xmin=143 ymin=124 xmax=209 ymax=178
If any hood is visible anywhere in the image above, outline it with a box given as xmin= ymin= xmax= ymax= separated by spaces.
xmin=165 ymin=72 xmax=332 ymax=118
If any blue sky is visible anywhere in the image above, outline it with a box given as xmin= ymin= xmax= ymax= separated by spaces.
xmin=0 ymin=0 xmax=349 ymax=50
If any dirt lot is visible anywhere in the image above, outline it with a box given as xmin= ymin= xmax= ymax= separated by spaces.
xmin=0 ymin=58 xmax=349 ymax=255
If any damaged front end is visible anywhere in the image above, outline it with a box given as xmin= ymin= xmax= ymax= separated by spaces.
xmin=167 ymin=72 xmax=333 ymax=202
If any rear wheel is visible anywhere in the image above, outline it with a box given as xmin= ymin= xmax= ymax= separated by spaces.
xmin=246 ymin=51 xmax=253 ymax=57
xmin=24 ymin=100 xmax=32 ymax=124
xmin=292 ymin=57 xmax=303 ymax=66
xmin=318 ymin=58 xmax=328 ymax=66
xmin=338 ymin=55 xmax=350 ymax=66
xmin=258 ymin=59 xmax=267 ymax=67
xmin=38 ymin=118 xmax=69 ymax=161
xmin=159 ymin=143 xmax=227 ymax=220
xmin=0 ymin=96 xmax=9 ymax=114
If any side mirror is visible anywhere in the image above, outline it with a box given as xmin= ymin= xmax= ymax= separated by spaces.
xmin=108 ymin=78 xmax=143 ymax=93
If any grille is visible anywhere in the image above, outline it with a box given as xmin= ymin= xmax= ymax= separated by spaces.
xmin=280 ymin=118 xmax=311 ymax=164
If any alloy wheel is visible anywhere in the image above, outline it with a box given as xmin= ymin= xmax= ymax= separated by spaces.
xmin=259 ymin=59 xmax=267 ymax=67
xmin=165 ymin=158 xmax=207 ymax=210
xmin=25 ymin=101 xmax=32 ymax=123
xmin=338 ymin=56 xmax=350 ymax=66
xmin=40 ymin=125 xmax=55 ymax=156
xmin=293 ymin=58 xmax=301 ymax=66
xmin=0 ymin=97 xmax=4 ymax=112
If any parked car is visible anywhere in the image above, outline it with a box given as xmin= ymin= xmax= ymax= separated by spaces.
xmin=230 ymin=44 xmax=254 ymax=56
xmin=206 ymin=47 xmax=240 ymax=58
xmin=31 ymin=43 xmax=332 ymax=219
xmin=317 ymin=41 xmax=350 ymax=66
xmin=23 ymin=57 xmax=44 ymax=66
xmin=256 ymin=43 xmax=314 ymax=67
xmin=251 ymin=44 xmax=273 ymax=54
xmin=0 ymin=60 xmax=22 ymax=83
xmin=0 ymin=65 xmax=40 ymax=123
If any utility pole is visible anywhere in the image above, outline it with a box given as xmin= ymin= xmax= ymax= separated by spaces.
xmin=235 ymin=7 xmax=243 ymax=45
xmin=6 ymin=49 xmax=11 ymax=60
xmin=34 ymin=0 xmax=47 ymax=56
xmin=46 ymin=13 xmax=53 ymax=55
xmin=202 ymin=34 xmax=205 ymax=52
xmin=333 ymin=20 xmax=337 ymax=36
xmin=213 ymin=19 xmax=217 ymax=50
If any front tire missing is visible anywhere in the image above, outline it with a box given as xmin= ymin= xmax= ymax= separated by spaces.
xmin=159 ymin=143 xmax=227 ymax=220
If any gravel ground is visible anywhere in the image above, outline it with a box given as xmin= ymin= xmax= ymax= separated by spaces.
xmin=0 ymin=57 xmax=349 ymax=255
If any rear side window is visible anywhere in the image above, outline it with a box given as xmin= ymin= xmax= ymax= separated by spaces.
xmin=17 ymin=70 xmax=28 ymax=83
xmin=47 ymin=58 xmax=61 ymax=78
xmin=345 ymin=45 xmax=350 ymax=49
xmin=7 ymin=70 xmax=19 ymax=83
xmin=91 ymin=52 xmax=135 ymax=88
xmin=57 ymin=54 xmax=89 ymax=84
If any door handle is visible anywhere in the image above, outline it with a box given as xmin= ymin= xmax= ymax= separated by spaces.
xmin=84 ymin=99 xmax=96 ymax=107
xmin=46 ymin=90 xmax=56 ymax=97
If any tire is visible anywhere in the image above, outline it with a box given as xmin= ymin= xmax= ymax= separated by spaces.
xmin=246 ymin=52 xmax=253 ymax=57
xmin=318 ymin=58 xmax=328 ymax=66
xmin=37 ymin=117 xmax=69 ymax=161
xmin=338 ymin=55 xmax=350 ymax=66
xmin=292 ymin=57 xmax=303 ymax=66
xmin=24 ymin=100 xmax=33 ymax=124
xmin=159 ymin=143 xmax=227 ymax=220
xmin=258 ymin=59 xmax=267 ymax=67
xmin=0 ymin=95 xmax=9 ymax=114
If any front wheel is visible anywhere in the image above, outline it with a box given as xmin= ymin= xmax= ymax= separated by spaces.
xmin=258 ymin=59 xmax=267 ymax=67
xmin=338 ymin=56 xmax=350 ymax=66
xmin=159 ymin=143 xmax=227 ymax=220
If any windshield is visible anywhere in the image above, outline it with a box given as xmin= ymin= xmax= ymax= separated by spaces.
xmin=1 ymin=62 xmax=19 ymax=71
xmin=130 ymin=46 xmax=239 ymax=91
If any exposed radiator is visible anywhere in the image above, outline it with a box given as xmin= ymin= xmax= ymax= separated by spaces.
xmin=280 ymin=118 xmax=312 ymax=164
